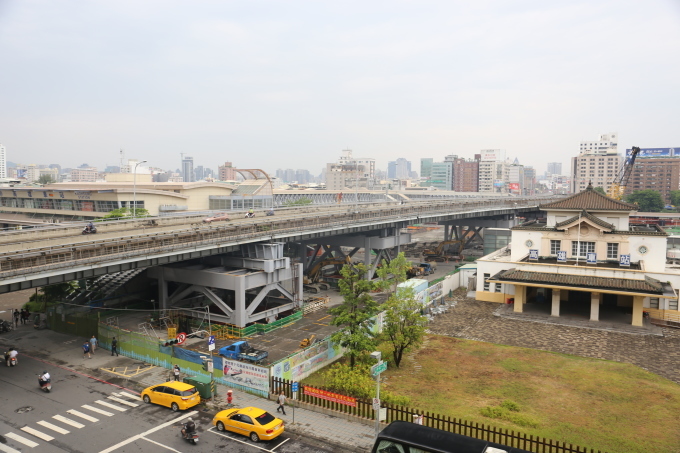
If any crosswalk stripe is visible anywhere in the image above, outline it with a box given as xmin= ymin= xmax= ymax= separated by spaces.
xmin=20 ymin=426 xmax=54 ymax=441
xmin=52 ymin=415 xmax=85 ymax=429
xmin=94 ymin=400 xmax=127 ymax=412
xmin=5 ymin=432 xmax=39 ymax=448
xmin=0 ymin=442 xmax=21 ymax=453
xmin=107 ymin=396 xmax=139 ymax=407
xmin=117 ymin=391 xmax=140 ymax=400
xmin=36 ymin=421 xmax=70 ymax=435
xmin=81 ymin=405 xmax=112 ymax=417
xmin=67 ymin=409 xmax=99 ymax=423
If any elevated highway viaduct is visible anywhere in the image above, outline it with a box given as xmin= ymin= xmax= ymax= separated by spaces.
xmin=0 ymin=197 xmax=557 ymax=294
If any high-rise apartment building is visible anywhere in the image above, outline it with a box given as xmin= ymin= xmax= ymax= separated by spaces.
xmin=326 ymin=150 xmax=375 ymax=190
xmin=0 ymin=144 xmax=6 ymax=179
xmin=387 ymin=158 xmax=411 ymax=179
xmin=571 ymin=133 xmax=621 ymax=193
xmin=448 ymin=155 xmax=480 ymax=192
xmin=547 ymin=162 xmax=562 ymax=175
xmin=420 ymin=158 xmax=433 ymax=179
xmin=181 ymin=156 xmax=194 ymax=182
xmin=429 ymin=161 xmax=453 ymax=190
xmin=70 ymin=167 xmax=98 ymax=182
xmin=218 ymin=162 xmax=236 ymax=181
xmin=624 ymin=148 xmax=680 ymax=204
xmin=478 ymin=150 xmax=507 ymax=193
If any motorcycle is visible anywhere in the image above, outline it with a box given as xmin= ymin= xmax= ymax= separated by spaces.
xmin=0 ymin=320 xmax=12 ymax=333
xmin=180 ymin=423 xmax=199 ymax=445
xmin=244 ymin=212 xmax=255 ymax=218
xmin=4 ymin=350 xmax=17 ymax=367
xmin=38 ymin=376 xmax=52 ymax=393
xmin=82 ymin=226 xmax=97 ymax=235
xmin=266 ymin=210 xmax=275 ymax=216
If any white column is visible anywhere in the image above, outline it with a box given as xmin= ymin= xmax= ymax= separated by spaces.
xmin=551 ymin=289 xmax=561 ymax=317
xmin=590 ymin=292 xmax=601 ymax=321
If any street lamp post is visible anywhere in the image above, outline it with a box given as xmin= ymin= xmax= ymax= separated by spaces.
xmin=133 ymin=160 xmax=147 ymax=218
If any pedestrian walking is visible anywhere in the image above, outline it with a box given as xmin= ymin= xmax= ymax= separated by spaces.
xmin=111 ymin=336 xmax=119 ymax=356
xmin=21 ymin=309 xmax=29 ymax=325
xmin=276 ymin=390 xmax=287 ymax=415
xmin=13 ymin=309 xmax=20 ymax=328
xmin=90 ymin=335 xmax=98 ymax=354
xmin=173 ymin=364 xmax=181 ymax=381
xmin=83 ymin=341 xmax=91 ymax=359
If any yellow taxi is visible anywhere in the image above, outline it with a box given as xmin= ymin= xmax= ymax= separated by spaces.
xmin=140 ymin=381 xmax=200 ymax=412
xmin=212 ymin=406 xmax=284 ymax=442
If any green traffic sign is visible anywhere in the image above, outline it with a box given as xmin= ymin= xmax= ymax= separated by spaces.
xmin=372 ymin=360 xmax=387 ymax=376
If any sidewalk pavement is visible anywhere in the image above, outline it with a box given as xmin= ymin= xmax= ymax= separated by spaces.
xmin=1 ymin=323 xmax=376 ymax=452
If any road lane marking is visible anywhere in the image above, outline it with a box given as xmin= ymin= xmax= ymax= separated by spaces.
xmin=98 ymin=411 xmax=197 ymax=453
xmin=67 ymin=409 xmax=99 ymax=423
xmin=140 ymin=437 xmax=182 ymax=452
xmin=94 ymin=400 xmax=127 ymax=411
xmin=107 ymin=396 xmax=139 ymax=407
xmin=36 ymin=421 xmax=69 ymax=435
xmin=81 ymin=405 xmax=113 ymax=417
xmin=207 ymin=426 xmax=281 ymax=452
xmin=271 ymin=437 xmax=291 ymax=451
xmin=20 ymin=426 xmax=54 ymax=441
xmin=53 ymin=415 xmax=85 ymax=429
xmin=0 ymin=443 xmax=21 ymax=453
xmin=4 ymin=432 xmax=39 ymax=448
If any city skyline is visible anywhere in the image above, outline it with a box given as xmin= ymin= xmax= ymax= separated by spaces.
xmin=1 ymin=1 xmax=679 ymax=173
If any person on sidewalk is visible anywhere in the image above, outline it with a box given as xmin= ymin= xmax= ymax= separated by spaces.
xmin=90 ymin=336 xmax=98 ymax=355
xmin=276 ymin=390 xmax=287 ymax=415
xmin=173 ymin=364 xmax=181 ymax=381
xmin=83 ymin=341 xmax=91 ymax=359
xmin=13 ymin=309 xmax=20 ymax=328
xmin=111 ymin=337 xmax=119 ymax=356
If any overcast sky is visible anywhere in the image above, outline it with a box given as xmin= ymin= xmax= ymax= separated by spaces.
xmin=1 ymin=0 xmax=679 ymax=176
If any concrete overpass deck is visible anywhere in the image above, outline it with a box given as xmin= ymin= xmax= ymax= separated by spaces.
xmin=0 ymin=197 xmax=556 ymax=293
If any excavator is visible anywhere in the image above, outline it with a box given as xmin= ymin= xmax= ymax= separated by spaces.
xmin=607 ymin=146 xmax=640 ymax=200
xmin=422 ymin=240 xmax=464 ymax=262
xmin=303 ymin=257 xmax=352 ymax=293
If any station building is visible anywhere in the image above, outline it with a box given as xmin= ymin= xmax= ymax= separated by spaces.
xmin=0 ymin=178 xmax=273 ymax=225
xmin=475 ymin=184 xmax=680 ymax=326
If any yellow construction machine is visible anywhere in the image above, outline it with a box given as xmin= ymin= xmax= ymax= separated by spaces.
xmin=423 ymin=240 xmax=464 ymax=262
xmin=300 ymin=334 xmax=316 ymax=348
xmin=607 ymin=146 xmax=640 ymax=200
xmin=303 ymin=257 xmax=351 ymax=293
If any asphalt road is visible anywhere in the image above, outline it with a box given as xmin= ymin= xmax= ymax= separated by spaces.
xmin=0 ymin=354 xmax=333 ymax=453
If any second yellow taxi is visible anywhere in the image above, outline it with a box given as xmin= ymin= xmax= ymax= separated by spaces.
xmin=212 ymin=406 xmax=284 ymax=442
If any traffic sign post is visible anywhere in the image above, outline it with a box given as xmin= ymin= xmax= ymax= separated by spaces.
xmin=291 ymin=382 xmax=299 ymax=425
xmin=208 ymin=335 xmax=215 ymax=352
xmin=370 ymin=352 xmax=386 ymax=439
xmin=176 ymin=332 xmax=187 ymax=345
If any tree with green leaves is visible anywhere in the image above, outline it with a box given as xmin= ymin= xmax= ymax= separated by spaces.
xmin=101 ymin=207 xmax=150 ymax=220
xmin=626 ymin=190 xmax=664 ymax=212
xmin=38 ymin=174 xmax=56 ymax=185
xmin=593 ymin=187 xmax=606 ymax=196
xmin=283 ymin=197 xmax=313 ymax=207
xmin=375 ymin=252 xmax=427 ymax=368
xmin=670 ymin=190 xmax=680 ymax=208
xmin=330 ymin=263 xmax=379 ymax=368
xmin=382 ymin=286 xmax=428 ymax=367
xmin=30 ymin=282 xmax=79 ymax=312
xmin=375 ymin=252 xmax=411 ymax=293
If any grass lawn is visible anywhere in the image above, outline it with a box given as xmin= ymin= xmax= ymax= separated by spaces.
xmin=303 ymin=335 xmax=680 ymax=453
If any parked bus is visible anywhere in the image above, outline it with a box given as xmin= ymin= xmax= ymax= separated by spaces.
xmin=372 ymin=421 xmax=533 ymax=453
